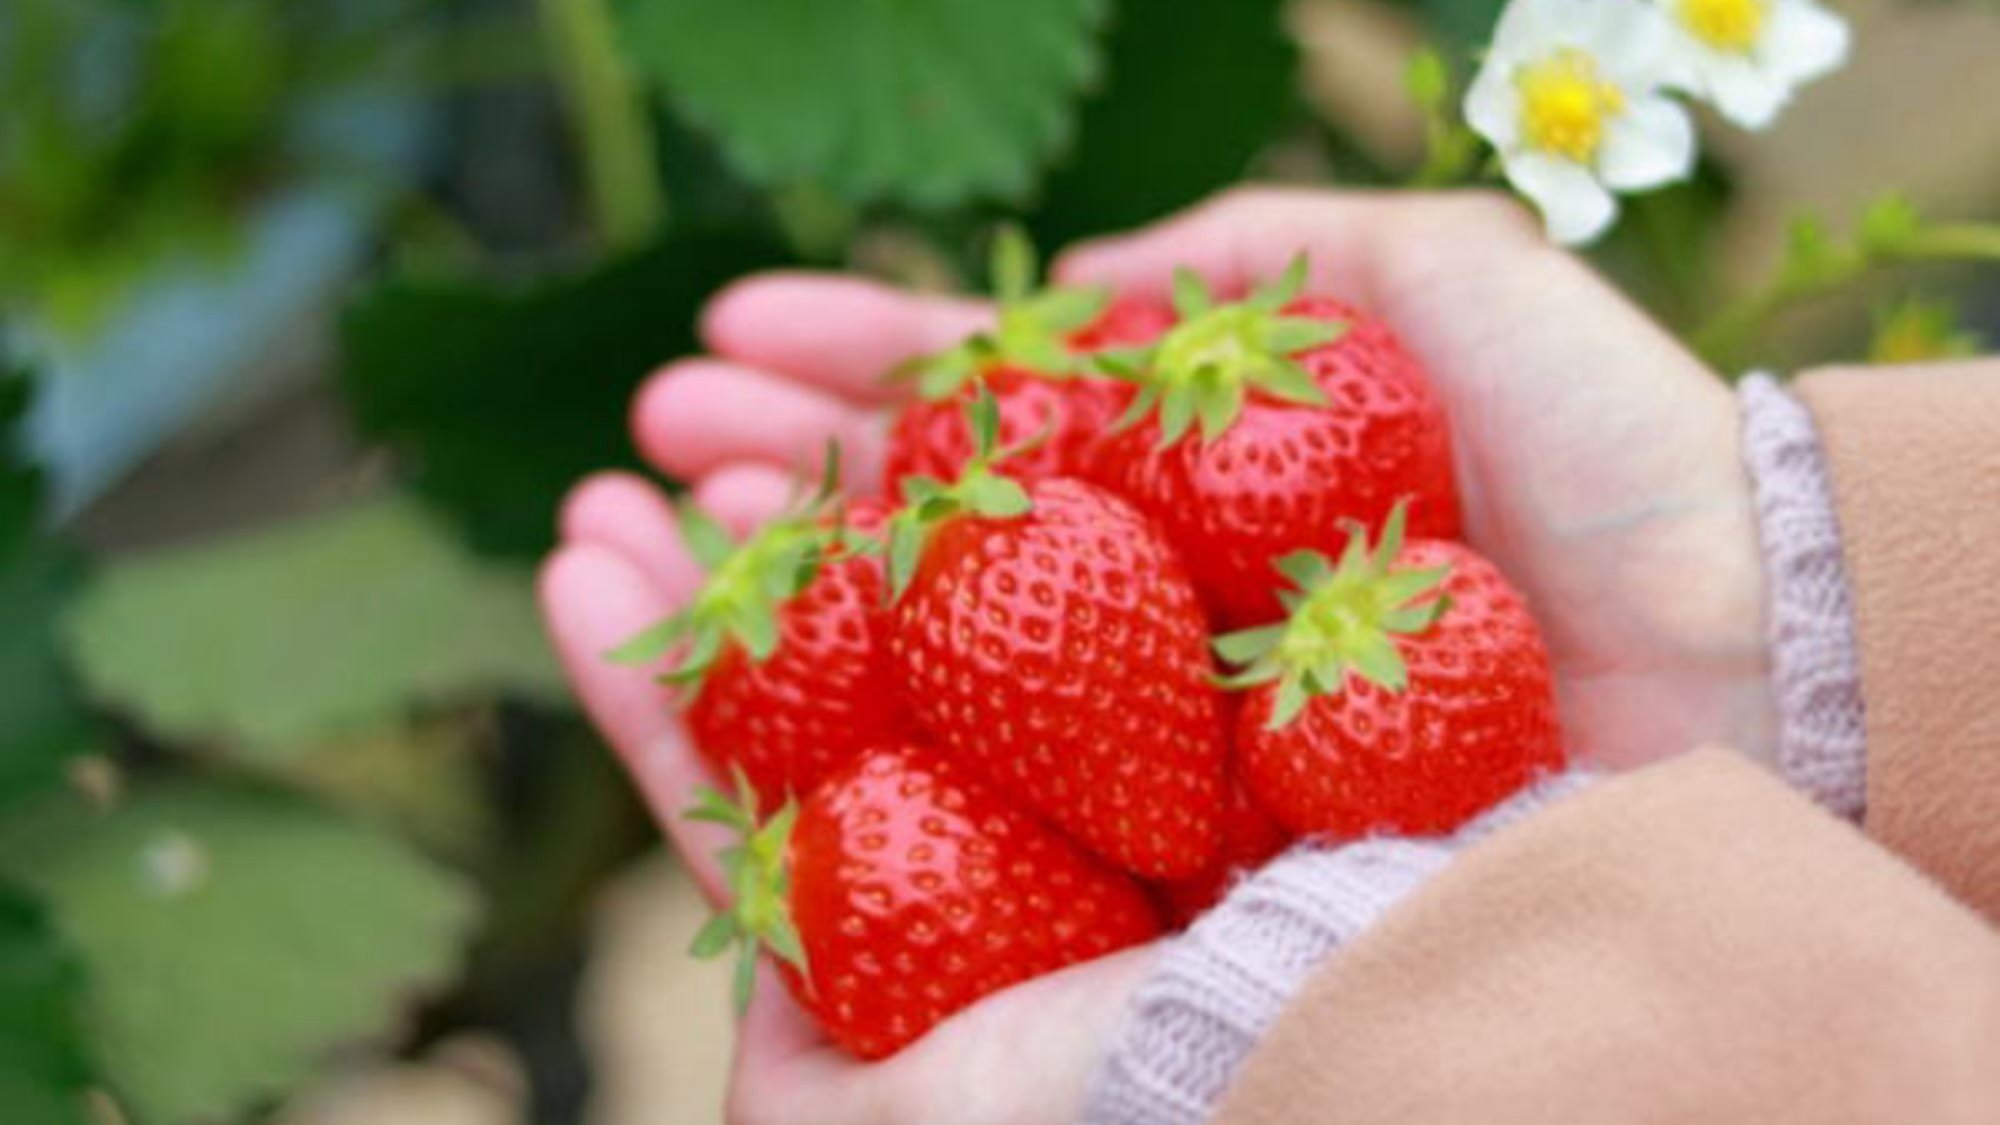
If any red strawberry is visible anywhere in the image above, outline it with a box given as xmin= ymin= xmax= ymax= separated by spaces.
xmin=1155 ymin=774 xmax=1291 ymax=925
xmin=1218 ymin=504 xmax=1563 ymax=839
xmin=691 ymin=743 xmax=1160 ymax=1059
xmin=883 ymin=230 xmax=1174 ymax=489
xmin=1089 ymin=262 xmax=1461 ymax=627
xmin=881 ymin=398 xmax=1228 ymax=879
xmin=612 ymin=496 xmax=904 ymax=800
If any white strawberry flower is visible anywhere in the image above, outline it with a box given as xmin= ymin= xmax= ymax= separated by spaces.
xmin=1465 ymin=0 xmax=1696 ymax=245
xmin=1656 ymin=0 xmax=1850 ymax=129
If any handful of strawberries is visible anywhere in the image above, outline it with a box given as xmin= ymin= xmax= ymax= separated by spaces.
xmin=613 ymin=235 xmax=1566 ymax=1061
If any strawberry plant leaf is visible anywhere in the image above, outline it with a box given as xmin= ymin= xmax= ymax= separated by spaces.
xmin=340 ymin=230 xmax=788 ymax=558
xmin=61 ymin=495 xmax=566 ymax=752
xmin=0 ymin=882 xmax=93 ymax=1125
xmin=0 ymin=781 xmax=478 ymax=1125
xmin=618 ymin=0 xmax=1106 ymax=206
xmin=0 ymin=365 xmax=92 ymax=812
xmin=1027 ymin=0 xmax=1298 ymax=247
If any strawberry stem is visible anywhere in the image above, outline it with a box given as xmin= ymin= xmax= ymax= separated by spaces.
xmin=685 ymin=768 xmax=810 ymax=1013
xmin=606 ymin=452 xmax=847 ymax=694
xmin=902 ymin=226 xmax=1110 ymax=400
xmin=1213 ymin=500 xmax=1452 ymax=729
xmin=880 ymin=389 xmax=1034 ymax=598
xmin=1105 ymin=256 xmax=1346 ymax=447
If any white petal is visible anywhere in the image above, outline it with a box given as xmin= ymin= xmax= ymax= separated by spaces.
xmin=1704 ymin=54 xmax=1791 ymax=128
xmin=1598 ymin=95 xmax=1696 ymax=188
xmin=1464 ymin=63 xmax=1521 ymax=149
xmin=1762 ymin=0 xmax=1851 ymax=85
xmin=1490 ymin=0 xmax=1577 ymax=58
xmin=1506 ymin=152 xmax=1619 ymax=245
xmin=1588 ymin=1 xmax=1679 ymax=86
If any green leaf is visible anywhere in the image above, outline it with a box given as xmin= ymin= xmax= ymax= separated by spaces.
xmin=0 ymin=781 xmax=478 ymax=1125
xmin=688 ymin=912 xmax=739 ymax=959
xmin=606 ymin=611 xmax=690 ymax=666
xmin=1212 ymin=624 xmax=1284 ymax=665
xmin=341 ymin=230 xmax=789 ymax=557
xmin=0 ymin=367 xmax=91 ymax=812
xmin=62 ymin=495 xmax=567 ymax=751
xmin=1268 ymin=673 xmax=1311 ymax=730
xmin=0 ymin=882 xmax=92 ymax=1125
xmin=991 ymin=225 xmax=1038 ymax=305
xmin=888 ymin=519 xmax=925 ymax=600
xmin=962 ymin=475 xmax=1032 ymax=519
xmin=619 ymin=0 xmax=1107 ymax=206
xmin=678 ymin=504 xmax=738 ymax=572
xmin=1859 ymin=194 xmax=1922 ymax=253
xmin=1028 ymin=0 xmax=1298 ymax=248
xmin=1172 ymin=269 xmax=1211 ymax=320
xmin=1405 ymin=46 xmax=1449 ymax=109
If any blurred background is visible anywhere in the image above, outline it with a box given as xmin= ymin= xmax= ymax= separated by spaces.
xmin=1 ymin=0 xmax=1996 ymax=1122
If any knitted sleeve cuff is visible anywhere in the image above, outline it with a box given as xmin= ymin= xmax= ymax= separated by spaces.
xmin=1080 ymin=769 xmax=1593 ymax=1125
xmin=1738 ymin=374 xmax=1867 ymax=820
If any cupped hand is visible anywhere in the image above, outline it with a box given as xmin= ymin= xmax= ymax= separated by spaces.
xmin=538 ymin=187 xmax=1775 ymax=1125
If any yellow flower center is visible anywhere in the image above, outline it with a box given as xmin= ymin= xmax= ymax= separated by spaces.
xmin=1515 ymin=49 xmax=1626 ymax=163
xmin=1677 ymin=0 xmax=1769 ymax=51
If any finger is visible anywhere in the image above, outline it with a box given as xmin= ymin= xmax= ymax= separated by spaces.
xmin=1052 ymin=187 xmax=1533 ymax=310
xmin=692 ymin=462 xmax=811 ymax=539
xmin=538 ymin=543 xmax=730 ymax=904
xmin=557 ymin=472 xmax=705 ymax=597
xmin=701 ymin=273 xmax=991 ymax=405
xmin=633 ymin=359 xmax=886 ymax=485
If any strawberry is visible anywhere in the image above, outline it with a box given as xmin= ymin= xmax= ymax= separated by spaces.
xmin=690 ymin=743 xmax=1160 ymax=1059
xmin=611 ymin=491 xmax=904 ymax=801
xmin=1089 ymin=262 xmax=1461 ymax=627
xmin=1155 ymin=773 xmax=1291 ymax=926
xmin=1217 ymin=503 xmax=1564 ymax=839
xmin=881 ymin=396 xmax=1228 ymax=879
xmin=883 ymin=230 xmax=1173 ymax=489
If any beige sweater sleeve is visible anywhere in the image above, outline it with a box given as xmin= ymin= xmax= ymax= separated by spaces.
xmin=1795 ymin=360 xmax=2000 ymax=926
xmin=1213 ymin=751 xmax=2000 ymax=1125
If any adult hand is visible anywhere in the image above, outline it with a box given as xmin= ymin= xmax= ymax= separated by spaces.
xmin=538 ymin=187 xmax=1774 ymax=1124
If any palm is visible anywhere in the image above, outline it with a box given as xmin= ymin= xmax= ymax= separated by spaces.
xmin=538 ymin=189 xmax=1771 ymax=1125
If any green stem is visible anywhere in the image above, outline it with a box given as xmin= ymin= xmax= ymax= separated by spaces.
xmin=1899 ymin=224 xmax=2000 ymax=260
xmin=1695 ymin=222 xmax=2000 ymax=369
xmin=536 ymin=0 xmax=666 ymax=250
xmin=1409 ymin=122 xmax=1481 ymax=189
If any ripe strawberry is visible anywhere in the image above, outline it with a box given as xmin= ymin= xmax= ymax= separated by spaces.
xmin=1089 ymin=262 xmax=1461 ymax=627
xmin=881 ymin=397 xmax=1228 ymax=879
xmin=1218 ymin=503 xmax=1564 ymax=839
xmin=690 ymin=743 xmax=1160 ymax=1059
xmin=611 ymin=494 xmax=904 ymax=800
xmin=1155 ymin=773 xmax=1291 ymax=926
xmin=883 ymin=230 xmax=1173 ymax=489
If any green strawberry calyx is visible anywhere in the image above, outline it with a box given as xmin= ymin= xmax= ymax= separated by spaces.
xmin=1103 ymin=256 xmax=1345 ymax=447
xmin=685 ymin=769 xmax=810 ymax=1013
xmin=1213 ymin=500 xmax=1452 ymax=730
xmin=879 ymin=389 xmax=1034 ymax=598
xmin=606 ymin=450 xmax=854 ymax=694
xmin=902 ymin=226 xmax=1110 ymax=400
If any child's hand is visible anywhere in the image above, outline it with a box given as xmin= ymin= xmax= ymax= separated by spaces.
xmin=537 ymin=187 xmax=1773 ymax=1123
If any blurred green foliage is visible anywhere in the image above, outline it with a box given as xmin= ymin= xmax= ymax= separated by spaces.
xmin=0 ymin=369 xmax=89 ymax=812
xmin=342 ymin=231 xmax=789 ymax=557
xmin=0 ymin=781 xmax=477 ymax=1124
xmin=1 ymin=0 xmax=331 ymax=331
xmin=0 ymin=885 xmax=91 ymax=1125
